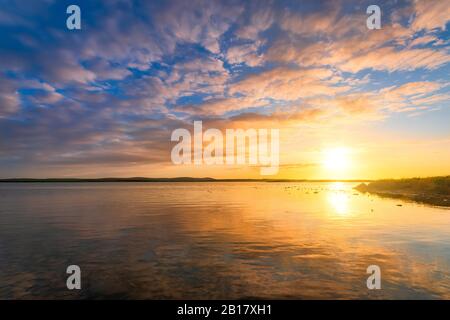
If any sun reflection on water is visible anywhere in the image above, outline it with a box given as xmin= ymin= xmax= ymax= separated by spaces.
xmin=327 ymin=191 xmax=350 ymax=216
xmin=327 ymin=182 xmax=350 ymax=216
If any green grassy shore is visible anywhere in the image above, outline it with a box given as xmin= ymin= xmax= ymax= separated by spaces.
xmin=355 ymin=176 xmax=450 ymax=207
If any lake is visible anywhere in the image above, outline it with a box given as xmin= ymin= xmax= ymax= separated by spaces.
xmin=0 ymin=182 xmax=449 ymax=299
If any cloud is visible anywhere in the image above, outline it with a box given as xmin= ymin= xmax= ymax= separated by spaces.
xmin=173 ymin=97 xmax=264 ymax=116
xmin=407 ymin=34 xmax=440 ymax=48
xmin=383 ymin=81 xmax=443 ymax=97
xmin=152 ymin=0 xmax=244 ymax=54
xmin=85 ymin=58 xmax=132 ymax=81
xmin=226 ymin=43 xmax=262 ymax=67
xmin=0 ymin=91 xmax=20 ymax=117
xmin=267 ymin=3 xmax=449 ymax=74
xmin=412 ymin=0 xmax=450 ymax=31
xmin=229 ymin=67 xmax=345 ymax=101
xmin=334 ymin=94 xmax=378 ymax=115
xmin=339 ymin=46 xmax=450 ymax=73
xmin=379 ymin=81 xmax=448 ymax=113
xmin=267 ymin=20 xmax=415 ymax=68
xmin=0 ymin=0 xmax=449 ymax=176
xmin=235 ymin=1 xmax=274 ymax=39
xmin=0 ymin=77 xmax=24 ymax=117
xmin=280 ymin=2 xmax=341 ymax=37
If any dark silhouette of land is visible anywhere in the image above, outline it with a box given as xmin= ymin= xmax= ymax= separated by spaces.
xmin=355 ymin=176 xmax=450 ymax=207
xmin=0 ymin=177 xmax=369 ymax=183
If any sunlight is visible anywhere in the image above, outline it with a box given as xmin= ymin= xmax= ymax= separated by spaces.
xmin=322 ymin=147 xmax=351 ymax=173
xmin=329 ymin=181 xmax=345 ymax=191
xmin=327 ymin=192 xmax=350 ymax=216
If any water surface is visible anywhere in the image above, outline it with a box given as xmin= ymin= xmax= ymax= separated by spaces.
xmin=0 ymin=182 xmax=449 ymax=299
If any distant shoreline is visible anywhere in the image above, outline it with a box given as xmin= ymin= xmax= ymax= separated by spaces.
xmin=0 ymin=177 xmax=371 ymax=183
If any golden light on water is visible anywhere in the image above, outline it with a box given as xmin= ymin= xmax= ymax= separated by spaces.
xmin=327 ymin=182 xmax=351 ymax=216
xmin=327 ymin=192 xmax=350 ymax=216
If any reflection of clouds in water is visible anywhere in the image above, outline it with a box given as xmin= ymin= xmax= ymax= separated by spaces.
xmin=0 ymin=182 xmax=449 ymax=299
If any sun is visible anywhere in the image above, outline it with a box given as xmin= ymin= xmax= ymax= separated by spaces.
xmin=322 ymin=147 xmax=351 ymax=173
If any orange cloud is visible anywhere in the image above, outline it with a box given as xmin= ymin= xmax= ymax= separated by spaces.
xmin=229 ymin=67 xmax=346 ymax=101
xmin=339 ymin=47 xmax=450 ymax=73
xmin=412 ymin=0 xmax=450 ymax=31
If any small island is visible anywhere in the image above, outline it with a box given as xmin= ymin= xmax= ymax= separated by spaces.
xmin=355 ymin=176 xmax=450 ymax=207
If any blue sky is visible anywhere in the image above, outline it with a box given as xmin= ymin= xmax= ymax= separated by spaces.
xmin=0 ymin=0 xmax=449 ymax=178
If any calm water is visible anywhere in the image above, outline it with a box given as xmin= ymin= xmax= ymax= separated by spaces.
xmin=0 ymin=182 xmax=449 ymax=299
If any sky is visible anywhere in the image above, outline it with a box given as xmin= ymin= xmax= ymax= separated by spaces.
xmin=0 ymin=0 xmax=449 ymax=179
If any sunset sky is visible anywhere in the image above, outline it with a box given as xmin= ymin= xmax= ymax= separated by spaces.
xmin=0 ymin=0 xmax=449 ymax=179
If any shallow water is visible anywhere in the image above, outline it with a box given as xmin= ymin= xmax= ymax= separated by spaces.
xmin=0 ymin=182 xmax=449 ymax=299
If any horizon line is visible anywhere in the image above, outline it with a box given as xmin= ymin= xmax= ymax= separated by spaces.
xmin=0 ymin=175 xmax=448 ymax=183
